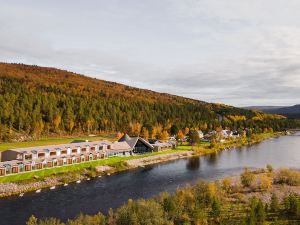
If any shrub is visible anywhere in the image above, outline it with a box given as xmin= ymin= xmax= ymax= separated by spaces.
xmin=258 ymin=174 xmax=273 ymax=191
xmin=115 ymin=199 xmax=167 ymax=225
xmin=86 ymin=169 xmax=97 ymax=178
xmin=26 ymin=215 xmax=38 ymax=225
xmin=207 ymin=182 xmax=217 ymax=200
xmin=193 ymin=181 xmax=211 ymax=207
xmin=275 ymin=169 xmax=300 ymax=186
xmin=283 ymin=194 xmax=300 ymax=219
xmin=241 ymin=168 xmax=255 ymax=188
xmin=266 ymin=164 xmax=273 ymax=173
xmin=67 ymin=212 xmax=106 ymax=225
xmin=210 ymin=138 xmax=217 ymax=148
xmin=222 ymin=177 xmax=233 ymax=193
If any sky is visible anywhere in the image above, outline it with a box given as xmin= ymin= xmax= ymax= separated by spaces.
xmin=1 ymin=0 xmax=300 ymax=106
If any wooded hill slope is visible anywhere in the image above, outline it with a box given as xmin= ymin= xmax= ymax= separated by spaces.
xmin=0 ymin=63 xmax=295 ymax=141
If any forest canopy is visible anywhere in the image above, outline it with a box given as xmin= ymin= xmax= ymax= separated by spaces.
xmin=0 ymin=63 xmax=298 ymax=142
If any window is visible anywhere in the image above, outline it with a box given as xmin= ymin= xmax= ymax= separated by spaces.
xmin=25 ymin=154 xmax=32 ymax=160
xmin=38 ymin=153 xmax=45 ymax=158
xmin=0 ymin=169 xmax=5 ymax=176
xmin=61 ymin=150 xmax=67 ymax=155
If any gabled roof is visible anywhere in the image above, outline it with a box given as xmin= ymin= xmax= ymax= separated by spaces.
xmin=118 ymin=134 xmax=154 ymax=150
xmin=118 ymin=134 xmax=131 ymax=142
xmin=108 ymin=141 xmax=132 ymax=153
xmin=111 ymin=141 xmax=131 ymax=150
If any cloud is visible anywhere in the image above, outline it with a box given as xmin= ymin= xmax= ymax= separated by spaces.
xmin=0 ymin=0 xmax=300 ymax=106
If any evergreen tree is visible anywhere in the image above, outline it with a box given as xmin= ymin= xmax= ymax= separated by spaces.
xmin=188 ymin=130 xmax=200 ymax=146
xmin=170 ymin=124 xmax=179 ymax=136
xmin=270 ymin=193 xmax=280 ymax=213
xmin=26 ymin=215 xmax=38 ymax=225
xmin=210 ymin=198 xmax=221 ymax=220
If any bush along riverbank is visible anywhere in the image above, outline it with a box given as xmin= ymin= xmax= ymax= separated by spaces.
xmin=26 ymin=167 xmax=300 ymax=225
xmin=0 ymin=132 xmax=285 ymax=198
xmin=192 ymin=132 xmax=284 ymax=155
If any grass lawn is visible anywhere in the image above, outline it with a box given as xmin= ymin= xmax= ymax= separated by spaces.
xmin=175 ymin=141 xmax=209 ymax=150
xmin=0 ymin=134 xmax=116 ymax=152
xmin=0 ymin=149 xmax=190 ymax=183
xmin=174 ymin=145 xmax=193 ymax=151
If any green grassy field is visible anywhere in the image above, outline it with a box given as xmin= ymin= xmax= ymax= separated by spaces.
xmin=0 ymin=149 xmax=189 ymax=183
xmin=0 ymin=134 xmax=116 ymax=152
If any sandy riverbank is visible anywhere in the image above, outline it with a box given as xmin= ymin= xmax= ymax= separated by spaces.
xmin=126 ymin=151 xmax=194 ymax=167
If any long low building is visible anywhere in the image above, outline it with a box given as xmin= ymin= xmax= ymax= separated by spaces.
xmin=0 ymin=140 xmax=132 ymax=176
xmin=0 ymin=134 xmax=176 ymax=176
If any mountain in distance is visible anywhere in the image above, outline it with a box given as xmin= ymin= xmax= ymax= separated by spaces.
xmin=0 ymin=62 xmax=290 ymax=141
xmin=245 ymin=105 xmax=300 ymax=119
xmin=244 ymin=106 xmax=285 ymax=111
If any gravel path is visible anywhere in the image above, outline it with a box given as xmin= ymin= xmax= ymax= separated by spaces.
xmin=126 ymin=151 xmax=194 ymax=167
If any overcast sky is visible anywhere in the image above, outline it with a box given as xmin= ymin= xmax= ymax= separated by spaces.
xmin=1 ymin=0 xmax=300 ymax=106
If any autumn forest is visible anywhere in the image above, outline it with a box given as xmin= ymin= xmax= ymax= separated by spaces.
xmin=0 ymin=63 xmax=298 ymax=142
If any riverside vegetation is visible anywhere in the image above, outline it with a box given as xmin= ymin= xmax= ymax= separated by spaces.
xmin=26 ymin=167 xmax=300 ymax=225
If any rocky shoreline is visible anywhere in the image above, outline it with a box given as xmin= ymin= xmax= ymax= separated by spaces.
xmin=0 ymin=173 xmax=85 ymax=198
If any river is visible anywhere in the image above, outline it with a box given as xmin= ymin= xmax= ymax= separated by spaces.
xmin=1 ymin=133 xmax=300 ymax=225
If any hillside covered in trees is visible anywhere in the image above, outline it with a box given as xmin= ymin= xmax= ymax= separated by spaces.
xmin=0 ymin=63 xmax=297 ymax=142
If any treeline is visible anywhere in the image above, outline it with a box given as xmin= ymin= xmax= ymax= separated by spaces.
xmin=27 ymin=168 xmax=300 ymax=225
xmin=0 ymin=63 xmax=299 ymax=142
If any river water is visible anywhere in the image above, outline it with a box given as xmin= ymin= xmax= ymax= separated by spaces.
xmin=1 ymin=133 xmax=300 ymax=225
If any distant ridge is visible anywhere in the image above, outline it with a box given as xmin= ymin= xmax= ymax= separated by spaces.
xmin=244 ymin=105 xmax=300 ymax=119
xmin=244 ymin=106 xmax=285 ymax=111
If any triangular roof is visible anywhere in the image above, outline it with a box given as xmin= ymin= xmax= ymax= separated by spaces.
xmin=118 ymin=134 xmax=131 ymax=142
xmin=118 ymin=134 xmax=154 ymax=150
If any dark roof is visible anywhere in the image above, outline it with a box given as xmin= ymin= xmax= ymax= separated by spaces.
xmin=148 ymin=139 xmax=158 ymax=144
xmin=118 ymin=134 xmax=154 ymax=150
xmin=118 ymin=134 xmax=132 ymax=142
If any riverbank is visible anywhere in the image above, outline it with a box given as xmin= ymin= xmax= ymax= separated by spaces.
xmin=0 ymin=132 xmax=285 ymax=198
xmin=0 ymin=149 xmax=192 ymax=197
xmin=27 ymin=167 xmax=300 ymax=225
